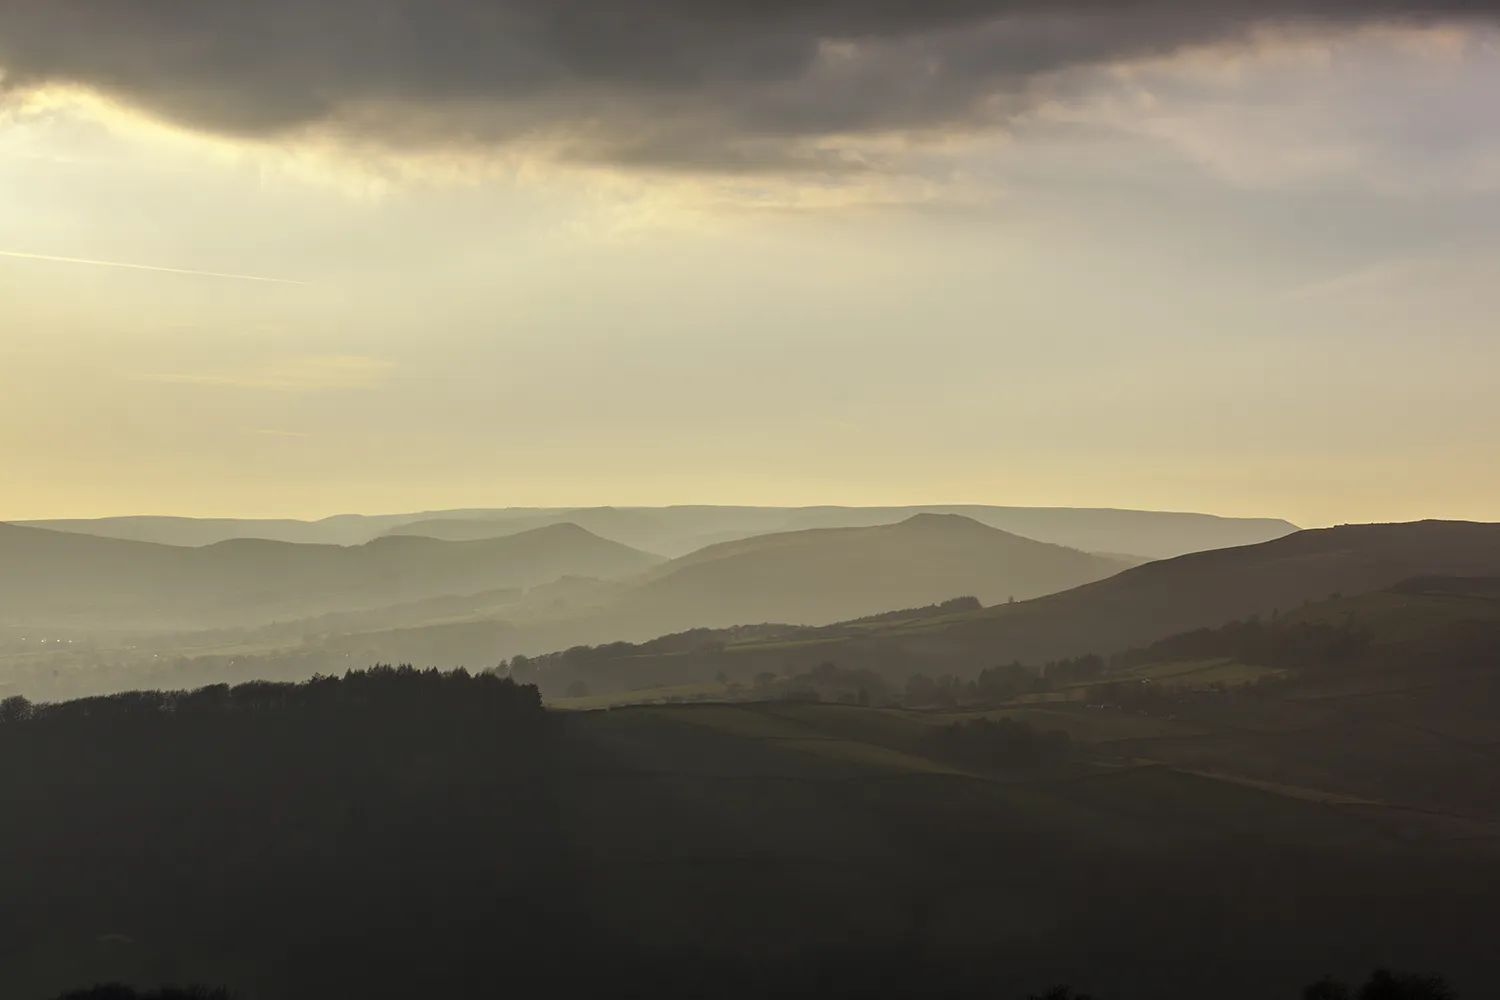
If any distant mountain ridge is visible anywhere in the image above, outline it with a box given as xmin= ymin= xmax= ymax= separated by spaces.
xmin=20 ymin=504 xmax=1298 ymax=559
xmin=0 ymin=521 xmax=659 ymax=630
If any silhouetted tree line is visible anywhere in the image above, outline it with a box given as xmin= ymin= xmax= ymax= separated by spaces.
xmin=903 ymin=667 xmax=1041 ymax=708
xmin=842 ymin=595 xmax=982 ymax=626
xmin=507 ymin=599 xmax=983 ymax=694
xmin=0 ymin=663 xmax=541 ymax=727
xmin=2 ymin=667 xmax=564 ymax=1000
xmin=903 ymin=671 xmax=972 ymax=706
xmin=901 ymin=655 xmax=1101 ymax=708
xmin=510 ymin=623 xmax=797 ymax=675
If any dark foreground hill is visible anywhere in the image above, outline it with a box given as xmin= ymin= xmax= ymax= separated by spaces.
xmin=45 ymin=968 xmax=1468 ymax=1000
xmin=547 ymin=520 xmax=1500 ymax=695
xmin=3 ymin=669 xmax=1494 ymax=1000
xmin=0 ymin=522 xmax=659 ymax=630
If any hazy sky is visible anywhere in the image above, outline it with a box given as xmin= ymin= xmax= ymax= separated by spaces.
xmin=2 ymin=4 xmax=1499 ymax=526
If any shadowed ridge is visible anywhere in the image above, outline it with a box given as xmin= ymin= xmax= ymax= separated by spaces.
xmin=1037 ymin=519 xmax=1500 ymax=596
xmin=630 ymin=520 xmax=1500 ymax=685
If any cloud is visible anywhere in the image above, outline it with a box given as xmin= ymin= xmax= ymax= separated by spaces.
xmin=1 ymin=1 xmax=1497 ymax=174
xmin=0 ymin=248 xmax=307 ymax=284
xmin=1043 ymin=23 xmax=1500 ymax=194
xmin=136 ymin=356 xmax=393 ymax=391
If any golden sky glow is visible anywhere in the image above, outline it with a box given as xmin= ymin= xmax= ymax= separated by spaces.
xmin=3 ymin=22 xmax=1499 ymax=526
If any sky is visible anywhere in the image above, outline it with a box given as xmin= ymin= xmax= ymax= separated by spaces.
xmin=2 ymin=2 xmax=1499 ymax=527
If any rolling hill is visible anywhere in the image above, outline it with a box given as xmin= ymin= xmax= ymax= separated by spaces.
xmin=354 ymin=515 xmax=1137 ymax=661
xmin=934 ymin=519 xmax=1500 ymax=662
xmin=381 ymin=506 xmax=764 ymax=556
xmin=771 ymin=505 xmax=1297 ymax=559
xmin=0 ymin=516 xmax=1137 ymax=700
xmin=387 ymin=505 xmax=1296 ymax=560
xmin=524 ymin=520 xmax=1500 ymax=696
xmin=23 ymin=504 xmax=1297 ymax=559
xmin=619 ymin=514 xmax=1132 ymax=630
xmin=0 ymin=521 xmax=660 ymax=630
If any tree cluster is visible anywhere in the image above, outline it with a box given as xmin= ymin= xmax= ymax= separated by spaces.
xmin=842 ymin=595 xmax=982 ymax=626
xmin=3 ymin=667 xmax=556 ymax=1000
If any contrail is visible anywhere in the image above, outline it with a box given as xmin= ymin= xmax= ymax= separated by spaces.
xmin=0 ymin=249 xmax=307 ymax=285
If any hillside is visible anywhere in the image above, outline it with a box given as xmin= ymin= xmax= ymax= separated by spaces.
xmin=24 ymin=504 xmax=1297 ymax=559
xmin=948 ymin=519 xmax=1500 ymax=658
xmin=1011 ymin=576 xmax=1500 ymax=818
xmin=0 ymin=518 xmax=1131 ymax=701
xmin=617 ymin=514 xmax=1131 ymax=631
xmin=529 ymin=520 xmax=1500 ymax=696
xmin=382 ymin=506 xmax=755 ymax=556
xmin=20 ymin=519 xmax=1489 ymax=704
xmin=773 ymin=506 xmax=1297 ymax=559
xmin=0 ymin=521 xmax=660 ymax=630
xmin=4 ymin=674 xmax=1496 ymax=1000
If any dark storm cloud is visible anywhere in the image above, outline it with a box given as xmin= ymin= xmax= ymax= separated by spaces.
xmin=0 ymin=1 xmax=1495 ymax=170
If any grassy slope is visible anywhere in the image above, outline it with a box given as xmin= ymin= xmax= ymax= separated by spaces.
xmin=1057 ymin=579 xmax=1500 ymax=816
xmin=561 ymin=575 xmax=1500 ymax=821
xmin=552 ymin=699 xmax=1500 ymax=996
xmin=10 ymin=692 xmax=1499 ymax=998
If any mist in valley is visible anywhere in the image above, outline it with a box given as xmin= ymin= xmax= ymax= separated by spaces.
xmin=5 ymin=1 xmax=1500 ymax=997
